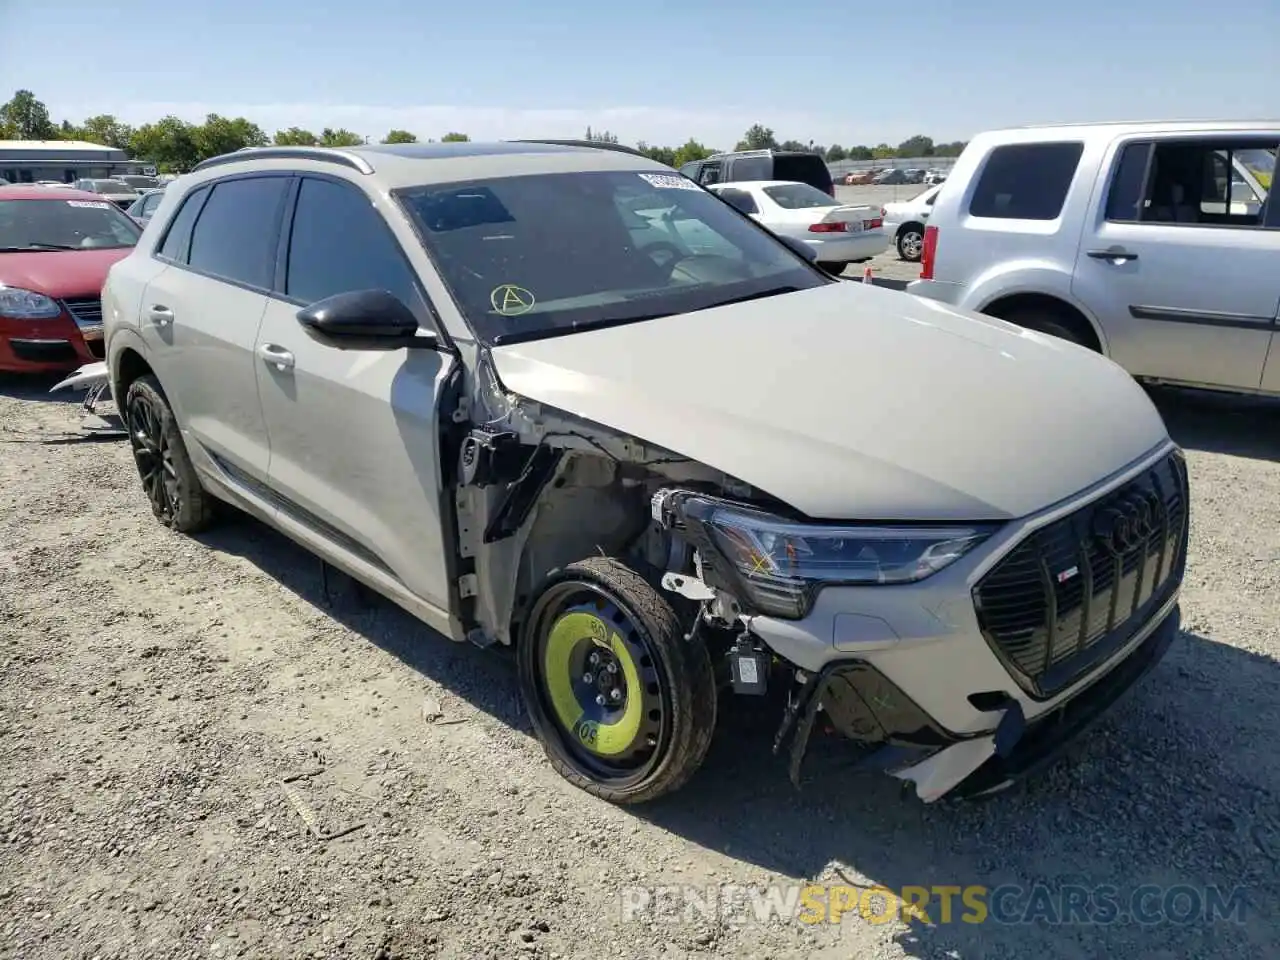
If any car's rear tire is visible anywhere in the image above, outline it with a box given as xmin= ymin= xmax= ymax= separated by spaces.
xmin=124 ymin=375 xmax=217 ymax=533
xmin=896 ymin=224 xmax=924 ymax=262
xmin=518 ymin=557 xmax=716 ymax=804
xmin=818 ymin=261 xmax=847 ymax=276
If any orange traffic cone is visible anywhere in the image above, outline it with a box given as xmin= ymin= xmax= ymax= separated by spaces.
xmin=862 ymin=265 xmax=874 ymax=285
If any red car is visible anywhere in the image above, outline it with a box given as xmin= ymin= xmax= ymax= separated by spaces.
xmin=0 ymin=185 xmax=142 ymax=373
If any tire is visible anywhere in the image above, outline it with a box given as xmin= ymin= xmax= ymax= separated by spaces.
xmin=896 ymin=224 xmax=924 ymax=262
xmin=518 ymin=557 xmax=716 ymax=804
xmin=123 ymin=375 xmax=217 ymax=533
xmin=818 ymin=261 xmax=847 ymax=276
xmin=997 ymin=306 xmax=1090 ymax=349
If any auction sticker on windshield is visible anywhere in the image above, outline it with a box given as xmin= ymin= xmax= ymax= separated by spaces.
xmin=65 ymin=201 xmax=111 ymax=209
xmin=491 ymin=284 xmax=536 ymax=317
xmin=638 ymin=173 xmax=701 ymax=191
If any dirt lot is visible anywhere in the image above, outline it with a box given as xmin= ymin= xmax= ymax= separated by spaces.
xmin=2 ymin=374 xmax=1279 ymax=960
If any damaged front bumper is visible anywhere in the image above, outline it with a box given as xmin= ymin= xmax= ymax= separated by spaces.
xmin=775 ymin=602 xmax=1179 ymax=802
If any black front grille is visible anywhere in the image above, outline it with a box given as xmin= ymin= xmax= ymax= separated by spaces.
xmin=11 ymin=340 xmax=76 ymax=363
xmin=973 ymin=452 xmax=1189 ymax=699
xmin=63 ymin=297 xmax=103 ymax=328
xmin=86 ymin=339 xmax=105 ymax=359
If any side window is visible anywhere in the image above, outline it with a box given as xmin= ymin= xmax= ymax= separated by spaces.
xmin=1104 ymin=141 xmax=1152 ymax=222
xmin=285 ymin=177 xmax=424 ymax=313
xmin=698 ymin=162 xmax=722 ymax=186
xmin=1138 ymin=140 xmax=1275 ymax=227
xmin=968 ymin=142 xmax=1084 ymax=220
xmin=678 ymin=161 xmax=701 ymax=180
xmin=187 ymin=176 xmax=289 ymax=288
xmin=144 ymin=193 xmax=163 ymax=216
xmin=717 ymin=188 xmax=759 ymax=215
xmin=157 ymin=185 xmax=209 ymax=263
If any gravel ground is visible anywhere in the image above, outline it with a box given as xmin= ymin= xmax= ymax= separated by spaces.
xmin=1 ymin=374 xmax=1278 ymax=960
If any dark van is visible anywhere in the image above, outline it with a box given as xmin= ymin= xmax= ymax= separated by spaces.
xmin=678 ymin=149 xmax=835 ymax=196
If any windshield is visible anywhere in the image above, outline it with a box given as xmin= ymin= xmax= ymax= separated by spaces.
xmin=397 ymin=170 xmax=828 ymax=344
xmin=0 ymin=198 xmax=143 ymax=250
xmin=762 ymin=183 xmax=838 ymax=210
xmin=116 ymin=175 xmax=159 ymax=189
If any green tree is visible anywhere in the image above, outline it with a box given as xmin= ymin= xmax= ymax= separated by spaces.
xmin=320 ymin=127 xmax=364 ymax=146
xmin=896 ymin=134 xmax=935 ymax=158
xmin=847 ymin=145 xmax=873 ymax=161
xmin=871 ymin=143 xmax=896 ymax=160
xmin=778 ymin=139 xmax=808 ymax=152
xmin=192 ymin=114 xmax=268 ymax=160
xmin=935 ymin=140 xmax=968 ymax=157
xmin=735 ymin=124 xmax=777 ymax=151
xmin=672 ymin=138 xmax=713 ymax=167
xmin=274 ymin=127 xmax=319 ymax=146
xmin=636 ymin=141 xmax=676 ymax=166
xmin=0 ymin=89 xmax=56 ymax=140
xmin=78 ymin=114 xmax=134 ymax=149
xmin=583 ymin=127 xmax=618 ymax=144
xmin=440 ymin=132 xmax=470 ymax=142
xmin=825 ymin=144 xmax=848 ymax=162
xmin=129 ymin=116 xmax=200 ymax=172
xmin=382 ymin=129 xmax=417 ymax=144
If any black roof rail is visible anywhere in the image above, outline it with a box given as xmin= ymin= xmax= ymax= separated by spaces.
xmin=507 ymin=138 xmax=647 ymax=158
xmin=191 ymin=146 xmax=374 ymax=175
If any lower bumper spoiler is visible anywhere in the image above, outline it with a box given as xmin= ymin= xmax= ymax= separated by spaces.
xmin=773 ymin=604 xmax=1180 ymax=801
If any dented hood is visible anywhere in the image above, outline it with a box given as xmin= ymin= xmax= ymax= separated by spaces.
xmin=489 ymin=282 xmax=1170 ymax=521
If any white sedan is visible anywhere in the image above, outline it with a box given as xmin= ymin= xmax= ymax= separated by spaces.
xmin=706 ymin=180 xmax=888 ymax=271
xmin=881 ymin=184 xmax=942 ymax=262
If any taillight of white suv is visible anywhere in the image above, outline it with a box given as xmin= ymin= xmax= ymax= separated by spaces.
xmin=919 ymin=224 xmax=939 ymax=279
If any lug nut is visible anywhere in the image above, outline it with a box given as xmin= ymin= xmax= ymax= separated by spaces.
xmin=610 ymin=688 xmax=622 ymax=701
xmin=606 ymin=661 xmax=618 ymax=674
xmin=588 ymin=651 xmax=600 ymax=665
xmin=582 ymin=672 xmax=594 ymax=684
xmin=595 ymin=694 xmax=607 ymax=706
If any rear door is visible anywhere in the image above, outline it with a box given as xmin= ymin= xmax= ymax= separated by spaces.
xmin=254 ymin=174 xmax=458 ymax=611
xmin=141 ymin=174 xmax=288 ymax=481
xmin=772 ymin=154 xmax=835 ymax=195
xmin=1073 ymin=135 xmax=1280 ymax=391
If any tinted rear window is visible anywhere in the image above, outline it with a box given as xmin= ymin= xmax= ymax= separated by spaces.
xmin=763 ymin=183 xmax=837 ymax=209
xmin=187 ymin=176 xmax=288 ymax=288
xmin=968 ymin=142 xmax=1084 ymax=220
xmin=772 ymin=155 xmax=833 ymax=193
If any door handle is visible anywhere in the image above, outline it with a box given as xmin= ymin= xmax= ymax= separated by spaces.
xmin=257 ymin=343 xmax=295 ymax=372
xmin=1086 ymin=247 xmax=1139 ymax=263
xmin=148 ymin=304 xmax=174 ymax=326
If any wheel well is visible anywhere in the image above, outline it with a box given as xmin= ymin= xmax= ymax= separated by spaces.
xmin=113 ymin=347 xmax=154 ymax=401
xmin=981 ymin=293 xmax=1103 ymax=353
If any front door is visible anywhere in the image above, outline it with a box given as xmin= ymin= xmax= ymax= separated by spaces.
xmin=1073 ymin=135 xmax=1280 ymax=391
xmin=254 ymin=174 xmax=458 ymax=611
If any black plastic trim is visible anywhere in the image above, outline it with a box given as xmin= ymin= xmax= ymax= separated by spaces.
xmin=207 ymin=451 xmax=399 ymax=580
xmin=506 ymin=139 xmax=647 ymax=158
xmin=1129 ymin=304 xmax=1277 ymax=330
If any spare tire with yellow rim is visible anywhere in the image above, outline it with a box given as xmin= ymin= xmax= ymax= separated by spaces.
xmin=518 ymin=557 xmax=717 ymax=803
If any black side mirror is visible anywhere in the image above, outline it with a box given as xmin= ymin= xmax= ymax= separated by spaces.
xmin=775 ymin=234 xmax=819 ymax=264
xmin=296 ymin=289 xmax=441 ymax=352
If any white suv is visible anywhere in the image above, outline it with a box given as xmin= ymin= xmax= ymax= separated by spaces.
xmin=102 ymin=141 xmax=1188 ymax=805
xmin=908 ymin=121 xmax=1280 ymax=396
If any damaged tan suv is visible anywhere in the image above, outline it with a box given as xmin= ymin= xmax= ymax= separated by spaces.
xmin=102 ymin=141 xmax=1189 ymax=804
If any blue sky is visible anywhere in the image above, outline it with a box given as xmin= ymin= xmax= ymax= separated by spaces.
xmin=3 ymin=0 xmax=1278 ymax=150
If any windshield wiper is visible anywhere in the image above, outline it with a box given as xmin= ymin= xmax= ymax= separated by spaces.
xmin=0 ymin=242 xmax=81 ymax=251
xmin=491 ymin=312 xmax=675 ymax=346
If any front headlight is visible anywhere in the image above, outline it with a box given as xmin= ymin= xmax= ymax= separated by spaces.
xmin=706 ymin=505 xmax=994 ymax=619
xmin=0 ymin=286 xmax=63 ymax=320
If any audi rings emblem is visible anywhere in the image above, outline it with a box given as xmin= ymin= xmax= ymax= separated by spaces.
xmin=1092 ymin=491 xmax=1159 ymax=554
